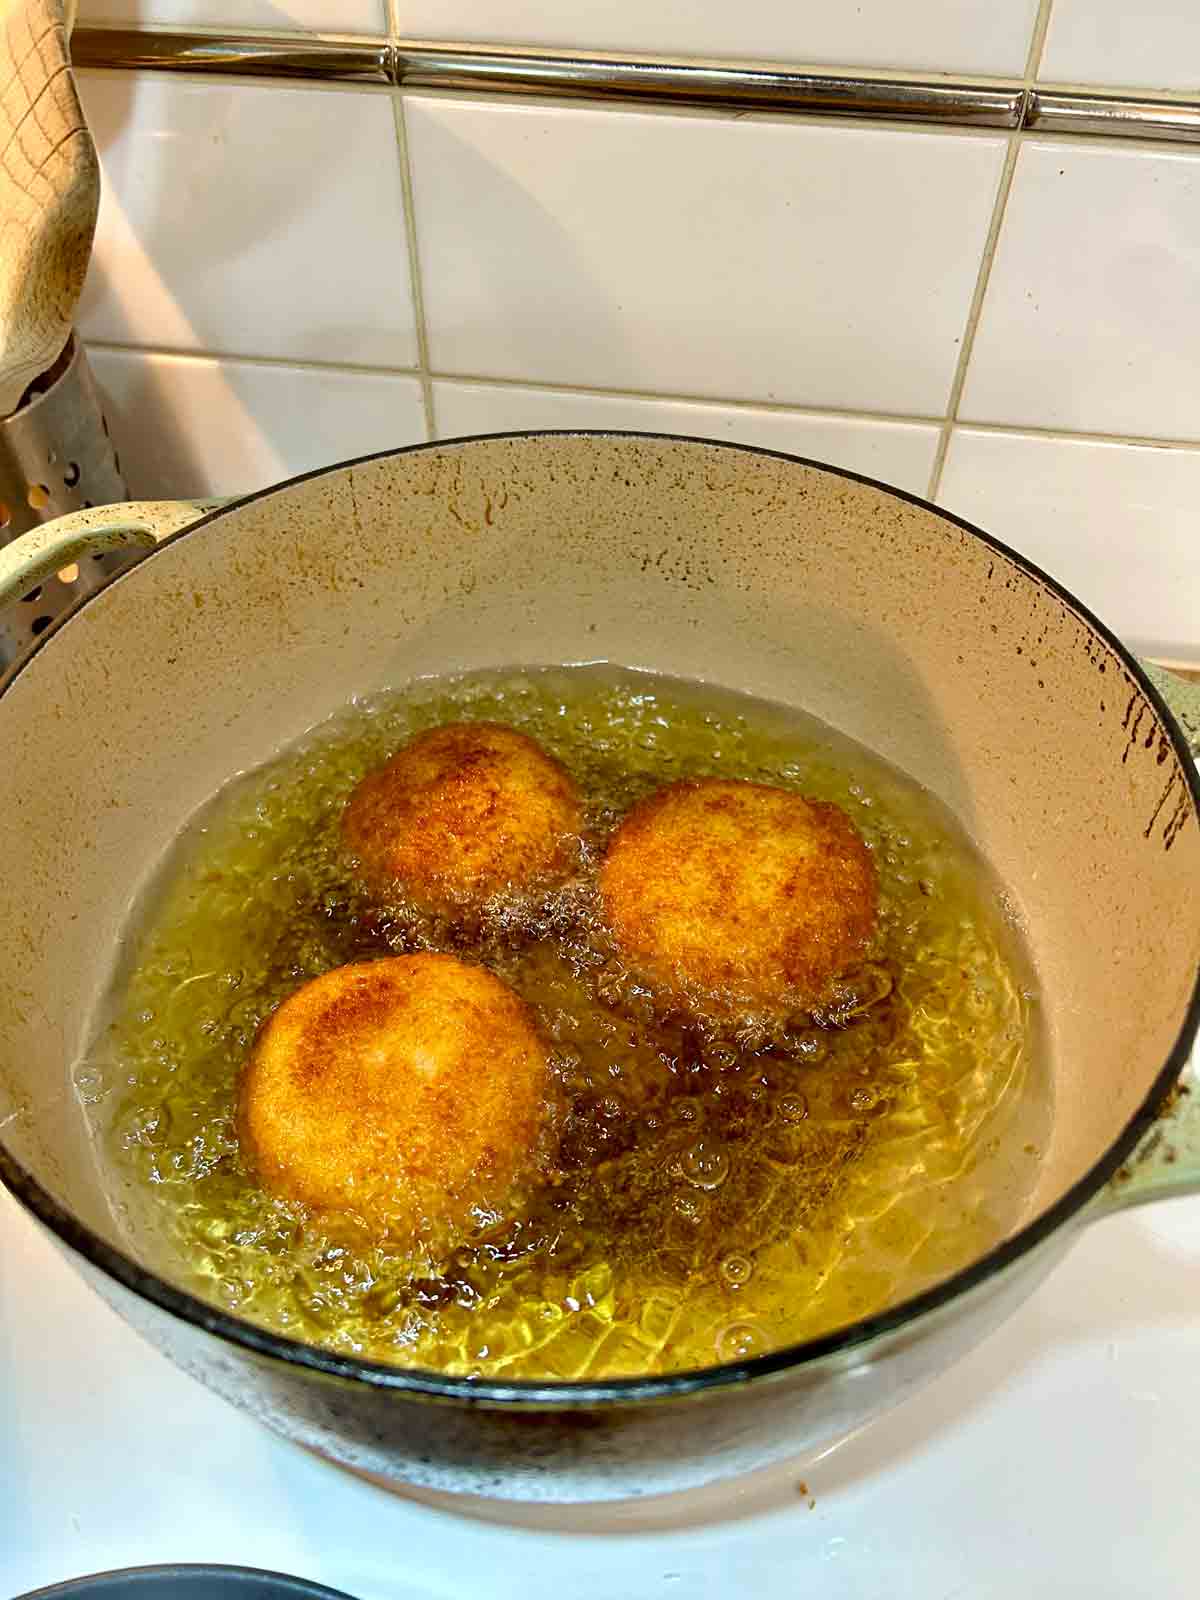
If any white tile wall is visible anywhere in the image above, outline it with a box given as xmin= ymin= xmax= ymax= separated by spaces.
xmin=75 ymin=1 xmax=386 ymax=30
xmin=407 ymin=97 xmax=1006 ymax=417
xmin=432 ymin=380 xmax=939 ymax=495
xmin=939 ymin=429 xmax=1200 ymax=659
xmin=1040 ymin=0 xmax=1200 ymax=93
xmin=90 ymin=348 xmax=427 ymax=498
xmin=961 ymin=141 xmax=1200 ymax=441
xmin=394 ymin=1 xmax=1042 ymax=76
xmin=76 ymin=73 xmax=417 ymax=368
xmin=60 ymin=10 xmax=1200 ymax=660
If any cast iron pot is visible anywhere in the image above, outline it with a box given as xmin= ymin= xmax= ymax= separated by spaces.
xmin=0 ymin=432 xmax=1197 ymax=1503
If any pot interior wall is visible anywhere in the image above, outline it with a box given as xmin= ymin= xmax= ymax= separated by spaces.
xmin=0 ymin=435 xmax=1196 ymax=1263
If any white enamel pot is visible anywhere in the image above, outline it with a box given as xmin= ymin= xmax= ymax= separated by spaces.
xmin=0 ymin=433 xmax=1196 ymax=1502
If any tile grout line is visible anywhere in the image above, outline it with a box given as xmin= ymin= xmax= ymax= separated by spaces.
xmin=84 ymin=341 xmax=938 ymax=424
xmin=83 ymin=341 xmax=1200 ymax=452
xmin=925 ymin=0 xmax=1057 ymax=502
xmin=385 ymin=4 xmax=436 ymax=437
xmin=939 ymin=418 xmax=1200 ymax=452
xmin=388 ymin=87 xmax=437 ymax=439
xmin=86 ymin=341 xmax=424 ymax=381
xmin=924 ymin=135 xmax=1020 ymax=501
xmin=424 ymin=371 xmax=947 ymax=425
xmin=1025 ymin=0 xmax=1058 ymax=88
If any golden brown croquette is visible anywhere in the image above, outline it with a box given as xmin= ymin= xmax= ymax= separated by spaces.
xmin=600 ymin=778 xmax=878 ymax=1014
xmin=342 ymin=721 xmax=582 ymax=918
xmin=238 ymin=954 xmax=550 ymax=1242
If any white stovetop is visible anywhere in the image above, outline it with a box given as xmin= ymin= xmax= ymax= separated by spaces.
xmin=2 ymin=1168 xmax=1199 ymax=1598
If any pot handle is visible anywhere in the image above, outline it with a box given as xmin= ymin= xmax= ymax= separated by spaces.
xmin=1141 ymin=661 xmax=1200 ymax=759
xmin=0 ymin=499 xmax=225 ymax=609
xmin=1096 ymin=661 xmax=1200 ymax=1214
xmin=1098 ymin=1073 xmax=1200 ymax=1214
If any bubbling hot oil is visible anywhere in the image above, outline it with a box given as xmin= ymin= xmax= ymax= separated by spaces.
xmin=79 ymin=666 xmax=1049 ymax=1380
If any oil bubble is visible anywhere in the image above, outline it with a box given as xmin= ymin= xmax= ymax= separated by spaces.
xmin=849 ymin=1085 xmax=882 ymax=1114
xmin=776 ymin=1091 xmax=808 ymax=1123
xmin=74 ymin=1066 xmax=105 ymax=1104
xmin=681 ymin=1138 xmax=730 ymax=1191
xmin=704 ymin=1043 xmax=740 ymax=1072
xmin=716 ymin=1321 xmax=766 ymax=1362
xmin=720 ymin=1254 xmax=753 ymax=1288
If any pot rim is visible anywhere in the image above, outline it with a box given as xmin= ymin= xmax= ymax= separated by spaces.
xmin=2 ymin=428 xmax=1197 ymax=1407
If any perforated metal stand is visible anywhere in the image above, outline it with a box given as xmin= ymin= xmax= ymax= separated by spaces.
xmin=0 ymin=334 xmax=132 ymax=671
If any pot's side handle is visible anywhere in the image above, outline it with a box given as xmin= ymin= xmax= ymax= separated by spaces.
xmin=1142 ymin=661 xmax=1200 ymax=758
xmin=1099 ymin=1074 xmax=1200 ymax=1215
xmin=0 ymin=499 xmax=225 ymax=609
xmin=1098 ymin=661 xmax=1200 ymax=1215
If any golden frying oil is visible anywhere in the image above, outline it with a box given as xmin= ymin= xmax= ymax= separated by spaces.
xmin=78 ymin=666 xmax=1050 ymax=1380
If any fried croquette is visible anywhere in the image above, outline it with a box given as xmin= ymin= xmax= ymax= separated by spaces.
xmin=342 ymin=721 xmax=582 ymax=918
xmin=600 ymin=778 xmax=878 ymax=1014
xmin=237 ymin=954 xmax=550 ymax=1242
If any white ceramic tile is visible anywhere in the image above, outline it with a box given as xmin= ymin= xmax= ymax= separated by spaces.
xmin=1040 ymin=0 xmax=1200 ymax=92
xmin=433 ymin=380 xmax=939 ymax=495
xmin=88 ymin=348 xmax=427 ymax=498
xmin=939 ymin=427 xmax=1200 ymax=657
xmin=407 ymin=98 xmax=1006 ymax=417
xmin=960 ymin=141 xmax=1200 ymax=440
xmin=75 ymin=1 xmax=385 ymax=30
xmin=396 ymin=1 xmax=1040 ymax=75
xmin=76 ymin=72 xmax=417 ymax=368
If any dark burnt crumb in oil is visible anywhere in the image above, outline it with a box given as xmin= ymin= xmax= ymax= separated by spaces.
xmin=78 ymin=666 xmax=1050 ymax=1380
